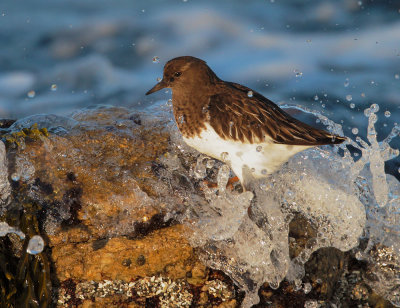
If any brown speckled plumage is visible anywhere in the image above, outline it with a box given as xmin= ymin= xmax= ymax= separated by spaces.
xmin=146 ymin=56 xmax=346 ymax=145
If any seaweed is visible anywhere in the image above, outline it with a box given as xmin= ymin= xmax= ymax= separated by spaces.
xmin=0 ymin=123 xmax=52 ymax=307
xmin=0 ymin=204 xmax=52 ymax=308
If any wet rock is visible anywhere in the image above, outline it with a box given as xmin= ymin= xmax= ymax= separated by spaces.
xmin=0 ymin=119 xmax=15 ymax=129
xmin=51 ymin=225 xmax=201 ymax=282
xmin=304 ymin=247 xmax=346 ymax=299
xmin=0 ymin=106 xmax=397 ymax=307
xmin=56 ymin=275 xmax=239 ymax=307
xmin=9 ymin=107 xmax=169 ymax=238
xmin=289 ymin=214 xmax=318 ymax=259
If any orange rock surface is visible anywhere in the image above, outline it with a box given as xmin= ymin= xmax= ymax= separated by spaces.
xmin=50 ymin=224 xmax=205 ymax=283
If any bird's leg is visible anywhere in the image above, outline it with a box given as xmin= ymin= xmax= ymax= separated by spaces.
xmin=226 ymin=176 xmax=239 ymax=190
xmin=201 ymin=176 xmax=239 ymax=190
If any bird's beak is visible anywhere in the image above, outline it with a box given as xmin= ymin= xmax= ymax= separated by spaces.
xmin=146 ymin=79 xmax=168 ymax=95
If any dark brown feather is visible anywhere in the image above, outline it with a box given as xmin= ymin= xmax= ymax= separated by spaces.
xmin=206 ymin=81 xmax=346 ymax=145
xmin=147 ymin=56 xmax=346 ymax=146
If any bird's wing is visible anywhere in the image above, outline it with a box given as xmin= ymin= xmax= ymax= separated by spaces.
xmin=207 ymin=82 xmax=346 ymax=145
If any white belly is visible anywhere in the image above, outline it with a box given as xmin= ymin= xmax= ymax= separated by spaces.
xmin=183 ymin=123 xmax=310 ymax=187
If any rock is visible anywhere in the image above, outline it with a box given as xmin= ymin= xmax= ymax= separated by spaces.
xmin=304 ymin=247 xmax=346 ymax=299
xmin=0 ymin=107 xmax=396 ymax=307
xmin=289 ymin=214 xmax=318 ymax=259
xmin=50 ymin=224 xmax=202 ymax=282
xmin=10 ymin=107 xmax=169 ymax=238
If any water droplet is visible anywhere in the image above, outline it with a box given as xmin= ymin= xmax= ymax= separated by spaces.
xmin=314 ymin=95 xmax=319 ymax=101
xmin=220 ymin=152 xmax=229 ymax=162
xmin=304 ymin=300 xmax=319 ymax=308
xmin=11 ymin=173 xmax=20 ymax=181
xmin=384 ymin=111 xmax=391 ymax=118
xmin=27 ymin=90 xmax=35 ymax=98
xmin=350 ymin=103 xmax=355 ymax=109
xmin=26 ymin=235 xmax=44 ymax=255
xmin=229 ymin=121 xmax=234 ymax=127
xmin=321 ymin=104 xmax=325 ymax=108
xmin=247 ymin=91 xmax=253 ymax=97
xmin=344 ymin=78 xmax=349 ymax=87
xmin=51 ymin=84 xmax=57 ymax=91
xmin=259 ymin=181 xmax=267 ymax=190
xmin=206 ymin=159 xmax=215 ymax=169
xmin=369 ymin=113 xmax=377 ymax=124
xmin=261 ymin=169 xmax=268 ymax=175
xmin=269 ymin=281 xmax=279 ymax=290
xmin=364 ymin=108 xmax=371 ymax=117
xmin=202 ymin=106 xmax=208 ymax=113
xmin=152 ymin=56 xmax=160 ymax=63
xmin=346 ymin=94 xmax=352 ymax=101
xmin=256 ymin=146 xmax=262 ymax=152
xmin=370 ymin=103 xmax=379 ymax=113
xmin=395 ymin=74 xmax=399 ymax=80
xmin=352 ymin=128 xmax=359 ymax=135
xmin=294 ymin=279 xmax=303 ymax=291
xmin=294 ymin=69 xmax=303 ymax=78
xmin=178 ymin=115 xmax=185 ymax=124
xmin=156 ymin=77 xmax=162 ymax=82
xmin=303 ymin=282 xmax=312 ymax=294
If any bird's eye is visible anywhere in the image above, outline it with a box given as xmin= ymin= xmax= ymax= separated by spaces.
xmin=174 ymin=72 xmax=182 ymax=77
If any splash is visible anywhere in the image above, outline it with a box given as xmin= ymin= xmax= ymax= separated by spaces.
xmin=163 ymin=103 xmax=400 ymax=307
xmin=0 ymin=221 xmax=25 ymax=239
xmin=0 ymin=221 xmax=46 ymax=256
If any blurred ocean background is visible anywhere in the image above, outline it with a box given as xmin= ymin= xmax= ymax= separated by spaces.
xmin=0 ymin=0 xmax=399 ymax=173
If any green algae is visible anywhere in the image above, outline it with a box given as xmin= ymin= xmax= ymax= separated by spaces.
xmin=1 ymin=123 xmax=49 ymax=149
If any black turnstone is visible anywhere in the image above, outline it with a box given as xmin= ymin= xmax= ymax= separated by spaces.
xmin=146 ymin=56 xmax=346 ymax=188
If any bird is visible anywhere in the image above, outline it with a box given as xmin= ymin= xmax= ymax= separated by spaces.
xmin=146 ymin=56 xmax=346 ymax=189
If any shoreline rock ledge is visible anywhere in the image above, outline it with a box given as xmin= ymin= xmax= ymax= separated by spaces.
xmin=0 ymin=106 xmax=395 ymax=308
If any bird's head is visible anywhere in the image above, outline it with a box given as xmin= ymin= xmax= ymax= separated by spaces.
xmin=146 ymin=56 xmax=218 ymax=95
